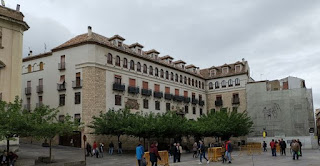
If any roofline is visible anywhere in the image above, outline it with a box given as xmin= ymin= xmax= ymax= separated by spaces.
xmin=0 ymin=15 xmax=29 ymax=30
xmin=207 ymin=72 xmax=249 ymax=80
xmin=51 ymin=41 xmax=205 ymax=79
xmin=22 ymin=52 xmax=53 ymax=62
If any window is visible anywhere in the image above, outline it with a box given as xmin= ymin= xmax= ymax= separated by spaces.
xmin=0 ymin=93 xmax=2 ymax=101
xmin=0 ymin=28 xmax=2 ymax=48
xmin=210 ymin=69 xmax=216 ymax=77
xmin=209 ymin=82 xmax=213 ymax=89
xmin=123 ymin=58 xmax=127 ymax=68
xmin=74 ymin=114 xmax=81 ymax=124
xmin=180 ymin=75 xmax=182 ymax=83
xmin=28 ymin=65 xmax=32 ymax=73
xmin=107 ymin=53 xmax=113 ymax=64
xmin=59 ymin=115 xmax=65 ymax=122
xmin=115 ymin=95 xmax=122 ymax=105
xmin=76 ymin=72 xmax=81 ymax=87
xmin=138 ymin=48 xmax=142 ymax=54
xmin=215 ymin=81 xmax=219 ymax=89
xmin=149 ymin=66 xmax=153 ymax=75
xmin=235 ymin=78 xmax=240 ymax=86
xmin=185 ymin=106 xmax=189 ymax=113
xmin=155 ymin=101 xmax=160 ymax=110
xmin=166 ymin=103 xmax=170 ymax=111
xmin=195 ymin=80 xmax=198 ymax=87
xmin=137 ymin=62 xmax=141 ymax=72
xmin=188 ymin=78 xmax=190 ymax=85
xmin=155 ymin=68 xmax=159 ymax=77
xmin=59 ymin=94 xmax=65 ymax=106
xmin=39 ymin=62 xmax=44 ymax=70
xmin=235 ymin=65 xmax=241 ymax=73
xmin=143 ymin=64 xmax=147 ymax=74
xmin=184 ymin=91 xmax=188 ymax=97
xmin=193 ymin=107 xmax=196 ymax=114
xmin=75 ymin=92 xmax=81 ymax=104
xmin=228 ymin=79 xmax=233 ymax=87
xmin=38 ymin=96 xmax=43 ymax=106
xmin=129 ymin=78 xmax=136 ymax=87
xmin=192 ymin=79 xmax=194 ymax=86
xmin=184 ymin=76 xmax=187 ymax=84
xmin=160 ymin=69 xmax=164 ymax=78
xmin=200 ymin=108 xmax=203 ymax=115
xmin=202 ymin=82 xmax=204 ymax=89
xmin=222 ymin=67 xmax=228 ymax=74
xmin=115 ymin=56 xmax=120 ymax=66
xmin=165 ymin=71 xmax=169 ymax=79
xmin=118 ymin=41 xmax=122 ymax=47
xmin=221 ymin=80 xmax=226 ymax=88
xmin=175 ymin=74 xmax=178 ymax=82
xmin=114 ymin=75 xmax=122 ymax=84
xmin=170 ymin=72 xmax=174 ymax=81
xmin=142 ymin=81 xmax=149 ymax=89
xmin=130 ymin=60 xmax=135 ymax=70
xmin=154 ymin=84 xmax=160 ymax=92
xmin=143 ymin=99 xmax=149 ymax=109
xmin=175 ymin=89 xmax=179 ymax=96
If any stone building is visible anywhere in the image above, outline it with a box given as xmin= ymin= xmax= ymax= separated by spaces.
xmin=316 ymin=109 xmax=320 ymax=144
xmin=0 ymin=4 xmax=29 ymax=102
xmin=246 ymin=76 xmax=317 ymax=149
xmin=21 ymin=26 xmax=249 ymax=149
xmin=0 ymin=4 xmax=29 ymax=149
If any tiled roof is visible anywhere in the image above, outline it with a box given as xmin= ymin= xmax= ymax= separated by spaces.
xmin=173 ymin=60 xmax=186 ymax=64
xmin=185 ymin=64 xmax=196 ymax=69
xmin=108 ymin=34 xmax=125 ymax=41
xmin=145 ymin=49 xmax=160 ymax=54
xmin=129 ymin=42 xmax=144 ymax=48
xmin=200 ymin=61 xmax=248 ymax=79
xmin=160 ymin=55 xmax=174 ymax=60
xmin=23 ymin=52 xmax=52 ymax=62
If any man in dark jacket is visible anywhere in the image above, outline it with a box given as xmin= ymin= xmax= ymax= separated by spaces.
xmin=198 ymin=141 xmax=210 ymax=164
xmin=279 ymin=139 xmax=286 ymax=156
xmin=149 ymin=141 xmax=161 ymax=166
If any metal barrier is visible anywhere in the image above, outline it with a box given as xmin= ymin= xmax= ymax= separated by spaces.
xmin=208 ymin=147 xmax=222 ymax=162
xmin=140 ymin=151 xmax=169 ymax=166
xmin=239 ymin=142 xmax=262 ymax=156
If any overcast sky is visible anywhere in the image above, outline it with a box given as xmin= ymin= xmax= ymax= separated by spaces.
xmin=6 ymin=0 xmax=320 ymax=109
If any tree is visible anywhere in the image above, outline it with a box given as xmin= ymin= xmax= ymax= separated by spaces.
xmin=0 ymin=98 xmax=31 ymax=154
xmin=29 ymin=105 xmax=79 ymax=162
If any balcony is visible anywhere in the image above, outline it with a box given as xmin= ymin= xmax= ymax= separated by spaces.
xmin=199 ymin=100 xmax=205 ymax=106
xmin=232 ymin=98 xmax=240 ymax=104
xmin=164 ymin=93 xmax=173 ymax=100
xmin=191 ymin=98 xmax=199 ymax=105
xmin=37 ymin=85 xmax=43 ymax=93
xmin=128 ymin=86 xmax=139 ymax=94
xmin=25 ymin=87 xmax=31 ymax=95
xmin=141 ymin=89 xmax=152 ymax=96
xmin=36 ymin=102 xmax=43 ymax=108
xmin=58 ymin=62 xmax=66 ymax=70
xmin=154 ymin=91 xmax=163 ymax=98
xmin=72 ymin=80 xmax=82 ymax=89
xmin=215 ymin=100 xmax=223 ymax=106
xmin=24 ymin=104 xmax=31 ymax=111
xmin=184 ymin=97 xmax=190 ymax=103
xmin=173 ymin=95 xmax=184 ymax=102
xmin=57 ymin=82 xmax=66 ymax=91
xmin=113 ymin=82 xmax=125 ymax=91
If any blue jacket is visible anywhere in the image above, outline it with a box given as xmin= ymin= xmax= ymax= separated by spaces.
xmin=136 ymin=145 xmax=144 ymax=160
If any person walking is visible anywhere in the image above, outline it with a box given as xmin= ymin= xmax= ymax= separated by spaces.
xmin=109 ymin=141 xmax=114 ymax=155
xmin=118 ymin=141 xmax=123 ymax=154
xmin=270 ymin=139 xmax=276 ymax=157
xmin=86 ymin=143 xmax=93 ymax=157
xmin=221 ymin=142 xmax=226 ymax=163
xmin=176 ymin=143 xmax=182 ymax=162
xmin=279 ymin=139 xmax=286 ymax=156
xmin=291 ymin=140 xmax=299 ymax=160
xmin=198 ymin=141 xmax=210 ymax=164
xmin=99 ymin=143 xmax=104 ymax=157
xmin=172 ymin=143 xmax=178 ymax=163
xmin=8 ymin=151 xmax=18 ymax=166
xmin=0 ymin=151 xmax=8 ymax=166
xmin=263 ymin=141 xmax=267 ymax=152
xmin=297 ymin=139 xmax=302 ymax=157
xmin=136 ymin=142 xmax=144 ymax=166
xmin=149 ymin=141 xmax=161 ymax=166
xmin=225 ymin=140 xmax=233 ymax=164
xmin=192 ymin=142 xmax=198 ymax=158
xmin=93 ymin=141 xmax=97 ymax=156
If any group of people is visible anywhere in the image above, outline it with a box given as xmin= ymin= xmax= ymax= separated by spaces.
xmin=136 ymin=141 xmax=161 ymax=166
xmin=0 ymin=151 xmax=18 ymax=166
xmin=85 ymin=141 xmax=123 ymax=158
xmin=170 ymin=143 xmax=182 ymax=163
xmin=267 ymin=138 xmax=302 ymax=160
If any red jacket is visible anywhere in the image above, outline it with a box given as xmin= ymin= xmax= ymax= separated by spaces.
xmin=270 ymin=141 xmax=276 ymax=149
xmin=93 ymin=142 xmax=97 ymax=149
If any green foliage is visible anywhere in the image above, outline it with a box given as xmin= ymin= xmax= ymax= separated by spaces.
xmin=90 ymin=108 xmax=253 ymax=141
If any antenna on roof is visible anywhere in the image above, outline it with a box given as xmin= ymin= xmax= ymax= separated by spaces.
xmin=1 ymin=0 xmax=5 ymax=6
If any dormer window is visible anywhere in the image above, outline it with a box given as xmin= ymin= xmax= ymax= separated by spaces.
xmin=137 ymin=48 xmax=141 ymax=54
xmin=169 ymin=60 xmax=172 ymax=64
xmin=222 ymin=67 xmax=228 ymax=74
xmin=118 ymin=41 xmax=122 ymax=47
xmin=210 ymin=69 xmax=216 ymax=76
xmin=235 ymin=65 xmax=242 ymax=73
xmin=182 ymin=65 xmax=184 ymax=69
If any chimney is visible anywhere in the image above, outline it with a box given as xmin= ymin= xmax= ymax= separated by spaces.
xmin=28 ymin=50 xmax=32 ymax=56
xmin=88 ymin=26 xmax=92 ymax=37
xmin=16 ymin=4 xmax=20 ymax=12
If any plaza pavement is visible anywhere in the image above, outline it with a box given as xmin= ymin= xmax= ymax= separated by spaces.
xmin=18 ymin=143 xmax=320 ymax=166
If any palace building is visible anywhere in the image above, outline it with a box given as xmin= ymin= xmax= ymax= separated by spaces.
xmin=21 ymin=26 xmax=250 ymax=148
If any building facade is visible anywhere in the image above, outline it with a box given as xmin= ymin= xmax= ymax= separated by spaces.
xmin=21 ymin=27 xmax=250 ymax=148
xmin=316 ymin=109 xmax=320 ymax=144
xmin=0 ymin=4 xmax=29 ymax=102
xmin=246 ymin=77 xmax=317 ymax=149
